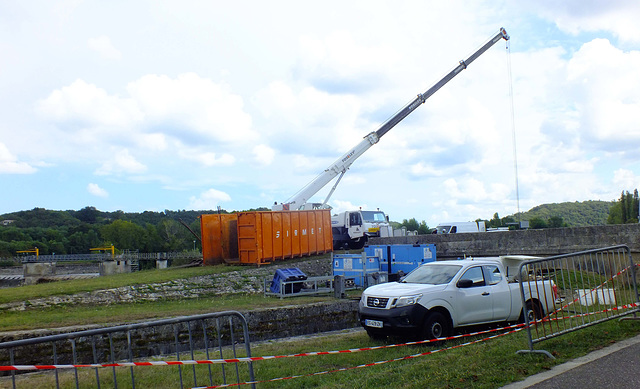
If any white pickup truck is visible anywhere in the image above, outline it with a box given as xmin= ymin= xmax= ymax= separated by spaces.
xmin=358 ymin=256 xmax=558 ymax=339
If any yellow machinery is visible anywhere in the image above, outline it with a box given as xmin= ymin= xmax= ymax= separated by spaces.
xmin=16 ymin=248 xmax=39 ymax=257
xmin=90 ymin=245 xmax=115 ymax=259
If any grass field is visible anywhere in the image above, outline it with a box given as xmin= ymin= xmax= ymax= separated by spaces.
xmin=5 ymin=318 xmax=640 ymax=389
xmin=2 ymin=259 xmax=640 ymax=388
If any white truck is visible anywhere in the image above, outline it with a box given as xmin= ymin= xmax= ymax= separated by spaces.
xmin=358 ymin=256 xmax=558 ymax=339
xmin=331 ymin=209 xmax=393 ymax=249
xmin=435 ymin=221 xmax=486 ymax=234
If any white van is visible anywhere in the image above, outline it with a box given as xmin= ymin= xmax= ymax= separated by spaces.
xmin=435 ymin=221 xmax=486 ymax=234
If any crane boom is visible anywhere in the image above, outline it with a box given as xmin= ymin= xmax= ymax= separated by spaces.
xmin=273 ymin=27 xmax=509 ymax=211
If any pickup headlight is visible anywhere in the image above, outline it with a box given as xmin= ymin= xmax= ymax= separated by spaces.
xmin=391 ymin=294 xmax=422 ymax=308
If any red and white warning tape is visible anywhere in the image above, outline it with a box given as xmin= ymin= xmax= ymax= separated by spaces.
xmin=0 ymin=322 xmax=526 ymax=372
xmin=3 ymin=298 xmax=639 ymax=374
xmin=191 ymin=326 xmax=527 ymax=389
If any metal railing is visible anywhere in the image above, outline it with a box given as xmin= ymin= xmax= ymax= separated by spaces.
xmin=264 ymin=275 xmax=337 ymax=298
xmin=517 ymin=245 xmax=640 ymax=358
xmin=0 ymin=311 xmax=255 ymax=389
xmin=15 ymin=251 xmax=202 ymax=263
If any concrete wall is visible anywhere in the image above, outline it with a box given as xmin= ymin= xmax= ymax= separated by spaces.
xmin=371 ymin=224 xmax=640 ymax=258
xmin=98 ymin=260 xmax=131 ymax=275
xmin=22 ymin=262 xmax=56 ymax=285
xmin=0 ymin=300 xmax=359 ymax=365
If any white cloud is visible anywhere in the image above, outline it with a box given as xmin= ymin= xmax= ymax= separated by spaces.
xmin=87 ymin=183 xmax=108 ymax=197
xmin=3 ymin=0 xmax=640 ymax=222
xmin=37 ymin=79 xmax=142 ymax=127
xmin=0 ymin=143 xmax=37 ymax=174
xmin=612 ymin=169 xmax=640 ymax=191
xmin=88 ymin=35 xmax=122 ymax=60
xmin=252 ymin=144 xmax=275 ymax=166
xmin=566 ymin=39 xmax=640 ymax=151
xmin=296 ymin=31 xmax=399 ymax=93
xmin=179 ymin=149 xmax=235 ymax=167
xmin=189 ymin=188 xmax=232 ymax=210
xmin=126 ymin=73 xmax=255 ymax=144
xmin=252 ymin=81 xmax=361 ymax=154
xmin=37 ymin=74 xmax=255 ymax=153
xmin=523 ymin=1 xmax=640 ymax=44
xmin=329 ymin=199 xmax=362 ymax=216
xmin=95 ymin=149 xmax=147 ymax=176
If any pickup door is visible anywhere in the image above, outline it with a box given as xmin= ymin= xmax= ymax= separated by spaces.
xmin=455 ymin=264 xmax=512 ymax=325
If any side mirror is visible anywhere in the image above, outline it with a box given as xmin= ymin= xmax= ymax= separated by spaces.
xmin=457 ymin=279 xmax=473 ymax=288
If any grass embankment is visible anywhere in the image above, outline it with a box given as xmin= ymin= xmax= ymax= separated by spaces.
xmin=0 ymin=264 xmax=340 ymax=331
xmin=0 ymin=265 xmax=242 ymax=305
xmin=9 ymin=318 xmax=640 ymax=388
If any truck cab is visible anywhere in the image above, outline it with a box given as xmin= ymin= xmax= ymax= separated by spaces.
xmin=332 ymin=209 xmax=391 ymax=249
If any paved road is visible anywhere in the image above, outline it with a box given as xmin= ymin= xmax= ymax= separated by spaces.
xmin=503 ymin=333 xmax=640 ymax=389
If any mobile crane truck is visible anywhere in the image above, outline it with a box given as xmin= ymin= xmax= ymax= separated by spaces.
xmin=273 ymin=28 xmax=510 ymax=250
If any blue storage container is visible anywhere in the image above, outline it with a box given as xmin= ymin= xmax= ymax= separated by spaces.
xmin=332 ymin=253 xmax=382 ymax=287
xmin=270 ymin=268 xmax=307 ymax=294
xmin=365 ymin=244 xmax=436 ymax=276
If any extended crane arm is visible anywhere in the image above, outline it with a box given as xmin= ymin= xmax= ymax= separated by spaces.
xmin=273 ymin=27 xmax=509 ymax=211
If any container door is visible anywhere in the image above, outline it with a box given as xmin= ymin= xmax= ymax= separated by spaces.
xmin=238 ymin=212 xmax=259 ymax=264
xmin=272 ymin=212 xmax=284 ymax=260
xmin=200 ymin=214 xmax=239 ymax=265
xmin=300 ymin=211 xmax=309 ymax=256
xmin=261 ymin=212 xmax=273 ymax=263
xmin=308 ymin=211 xmax=317 ymax=254
xmin=282 ymin=211 xmax=292 ymax=258
xmin=321 ymin=209 xmax=333 ymax=252
xmin=291 ymin=211 xmax=301 ymax=257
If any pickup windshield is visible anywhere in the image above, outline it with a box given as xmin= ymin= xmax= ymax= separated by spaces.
xmin=402 ymin=264 xmax=462 ymax=285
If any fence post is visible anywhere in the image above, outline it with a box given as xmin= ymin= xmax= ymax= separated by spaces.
xmin=334 ymin=275 xmax=345 ymax=298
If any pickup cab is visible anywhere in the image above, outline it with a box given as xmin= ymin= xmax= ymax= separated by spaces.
xmin=358 ymin=257 xmax=557 ymax=339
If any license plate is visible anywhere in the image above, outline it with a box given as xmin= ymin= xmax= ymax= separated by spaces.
xmin=365 ymin=319 xmax=383 ymax=328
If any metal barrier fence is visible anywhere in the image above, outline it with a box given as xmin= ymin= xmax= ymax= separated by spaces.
xmin=517 ymin=245 xmax=640 ymax=358
xmin=0 ymin=311 xmax=255 ymax=389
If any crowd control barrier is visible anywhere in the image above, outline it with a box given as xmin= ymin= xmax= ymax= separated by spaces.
xmin=517 ymin=245 xmax=640 ymax=358
xmin=0 ymin=311 xmax=255 ymax=389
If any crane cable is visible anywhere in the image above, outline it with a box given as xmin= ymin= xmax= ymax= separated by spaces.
xmin=505 ymin=38 xmax=521 ymax=223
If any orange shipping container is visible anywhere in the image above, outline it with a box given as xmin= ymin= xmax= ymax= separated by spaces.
xmin=201 ymin=210 xmax=332 ymax=266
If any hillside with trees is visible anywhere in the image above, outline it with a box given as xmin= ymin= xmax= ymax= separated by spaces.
xmin=0 ymin=207 xmax=223 ymax=257
xmin=511 ymin=200 xmax=613 ymax=227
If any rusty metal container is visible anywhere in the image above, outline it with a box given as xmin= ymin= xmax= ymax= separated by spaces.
xmin=200 ymin=214 xmax=238 ymax=265
xmin=200 ymin=210 xmax=332 ymax=266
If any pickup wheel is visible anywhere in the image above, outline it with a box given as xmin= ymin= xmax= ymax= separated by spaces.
xmin=523 ymin=300 xmax=543 ymax=323
xmin=421 ymin=312 xmax=450 ymax=340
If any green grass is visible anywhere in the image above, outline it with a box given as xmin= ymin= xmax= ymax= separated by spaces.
xmin=6 ymin=318 xmax=640 ymax=388
xmin=0 ymin=265 xmax=243 ymax=305
xmin=0 ymin=293 xmax=339 ymax=331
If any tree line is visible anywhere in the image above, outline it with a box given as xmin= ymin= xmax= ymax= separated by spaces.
xmin=1 ymin=196 xmax=634 ymax=257
xmin=395 ymin=196 xmax=631 ymax=235
xmin=0 ymin=207 xmax=231 ymax=257
xmin=607 ymin=189 xmax=639 ymax=224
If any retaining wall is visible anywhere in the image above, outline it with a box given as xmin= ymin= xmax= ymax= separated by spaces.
xmin=372 ymin=224 xmax=640 ymax=258
xmin=0 ymin=300 xmax=360 ymax=365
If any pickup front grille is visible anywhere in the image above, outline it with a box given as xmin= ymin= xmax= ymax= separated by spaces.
xmin=367 ymin=296 xmax=389 ymax=308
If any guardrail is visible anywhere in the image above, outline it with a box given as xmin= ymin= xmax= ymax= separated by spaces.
xmin=0 ymin=311 xmax=255 ymax=389
xmin=14 ymin=251 xmax=202 ymax=263
xmin=517 ymin=245 xmax=640 ymax=358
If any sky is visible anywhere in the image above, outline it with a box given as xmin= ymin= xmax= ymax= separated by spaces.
xmin=1 ymin=0 xmax=639 ymax=226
